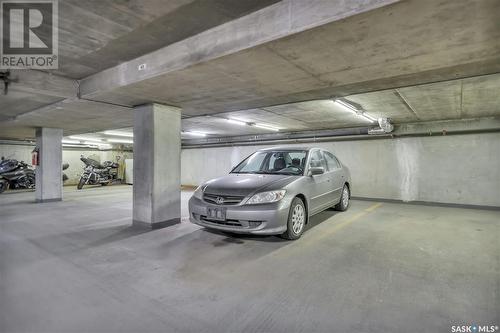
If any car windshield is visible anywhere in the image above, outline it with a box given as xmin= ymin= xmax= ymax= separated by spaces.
xmin=231 ymin=150 xmax=308 ymax=176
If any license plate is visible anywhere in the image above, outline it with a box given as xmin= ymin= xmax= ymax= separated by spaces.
xmin=206 ymin=207 xmax=226 ymax=221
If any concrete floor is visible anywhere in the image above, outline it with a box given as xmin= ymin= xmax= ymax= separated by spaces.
xmin=0 ymin=185 xmax=498 ymax=332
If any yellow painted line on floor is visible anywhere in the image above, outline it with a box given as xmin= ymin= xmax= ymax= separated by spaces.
xmin=266 ymin=202 xmax=384 ymax=258
xmin=365 ymin=202 xmax=383 ymax=212
xmin=303 ymin=202 xmax=383 ymax=245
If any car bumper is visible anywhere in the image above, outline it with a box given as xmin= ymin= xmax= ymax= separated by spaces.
xmin=188 ymin=196 xmax=292 ymax=235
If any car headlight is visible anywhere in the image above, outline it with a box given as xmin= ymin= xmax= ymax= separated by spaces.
xmin=246 ymin=190 xmax=286 ymax=205
xmin=193 ymin=185 xmax=204 ymax=199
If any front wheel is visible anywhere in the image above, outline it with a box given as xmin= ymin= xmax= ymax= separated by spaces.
xmin=77 ymin=177 xmax=86 ymax=190
xmin=0 ymin=180 xmax=7 ymax=193
xmin=281 ymin=197 xmax=306 ymax=240
xmin=26 ymin=175 xmax=35 ymax=189
xmin=335 ymin=185 xmax=350 ymax=211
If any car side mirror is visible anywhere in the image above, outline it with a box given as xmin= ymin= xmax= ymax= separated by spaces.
xmin=308 ymin=166 xmax=324 ymax=176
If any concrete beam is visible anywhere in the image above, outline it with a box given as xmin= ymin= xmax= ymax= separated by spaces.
xmin=9 ymin=70 xmax=77 ymax=99
xmin=133 ymin=103 xmax=182 ymax=229
xmin=79 ymin=0 xmax=399 ymax=99
xmin=12 ymin=98 xmax=131 ymax=121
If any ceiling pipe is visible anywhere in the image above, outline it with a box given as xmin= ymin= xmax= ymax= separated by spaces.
xmin=182 ymin=118 xmax=500 ymax=149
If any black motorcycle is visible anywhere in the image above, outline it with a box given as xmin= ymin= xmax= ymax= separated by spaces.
xmin=0 ymin=157 xmax=35 ymax=193
xmin=77 ymin=156 xmax=119 ymax=190
xmin=62 ymin=162 xmax=69 ymax=183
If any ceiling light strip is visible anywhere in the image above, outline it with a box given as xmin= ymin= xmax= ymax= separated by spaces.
xmin=108 ymin=138 xmax=133 ymax=144
xmin=226 ymin=118 xmax=247 ymax=126
xmin=103 ymin=130 xmax=133 ymax=137
xmin=334 ymin=98 xmax=376 ymax=123
xmin=183 ymin=131 xmax=207 ymax=137
xmin=253 ymin=124 xmax=280 ymax=132
xmin=69 ymin=135 xmax=103 ymax=143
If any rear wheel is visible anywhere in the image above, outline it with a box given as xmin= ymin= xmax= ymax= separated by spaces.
xmin=281 ymin=197 xmax=306 ymax=240
xmin=335 ymin=184 xmax=350 ymax=211
xmin=77 ymin=177 xmax=86 ymax=190
xmin=0 ymin=180 xmax=6 ymax=193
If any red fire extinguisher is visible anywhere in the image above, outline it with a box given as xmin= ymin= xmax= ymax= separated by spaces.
xmin=32 ymin=148 xmax=39 ymax=166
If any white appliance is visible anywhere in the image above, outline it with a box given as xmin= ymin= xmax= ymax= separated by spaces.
xmin=124 ymin=159 xmax=133 ymax=184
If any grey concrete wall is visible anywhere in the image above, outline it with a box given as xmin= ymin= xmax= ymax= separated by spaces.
xmin=181 ymin=133 xmax=500 ymax=207
xmin=0 ymin=144 xmax=132 ymax=185
xmin=3 ymin=132 xmax=499 ymax=207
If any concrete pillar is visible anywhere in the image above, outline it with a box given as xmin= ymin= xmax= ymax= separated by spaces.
xmin=133 ymin=103 xmax=181 ymax=229
xmin=35 ymin=127 xmax=63 ymax=202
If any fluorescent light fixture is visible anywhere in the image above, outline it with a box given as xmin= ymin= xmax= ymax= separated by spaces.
xmin=83 ymin=141 xmax=100 ymax=146
xmin=108 ymin=138 xmax=133 ymax=144
xmin=183 ymin=131 xmax=207 ymax=137
xmin=226 ymin=118 xmax=247 ymax=126
xmin=103 ymin=130 xmax=133 ymax=137
xmin=253 ymin=123 xmax=280 ymax=132
xmin=97 ymin=144 xmax=112 ymax=150
xmin=334 ymin=99 xmax=358 ymax=113
xmin=361 ymin=113 xmax=377 ymax=122
xmin=63 ymin=144 xmax=85 ymax=148
xmin=69 ymin=135 xmax=102 ymax=143
xmin=334 ymin=98 xmax=376 ymax=123
xmin=62 ymin=139 xmax=80 ymax=144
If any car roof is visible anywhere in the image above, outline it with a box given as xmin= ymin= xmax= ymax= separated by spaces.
xmin=257 ymin=146 xmax=317 ymax=152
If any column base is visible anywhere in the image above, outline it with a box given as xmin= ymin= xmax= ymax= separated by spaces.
xmin=35 ymin=198 xmax=62 ymax=203
xmin=132 ymin=218 xmax=181 ymax=230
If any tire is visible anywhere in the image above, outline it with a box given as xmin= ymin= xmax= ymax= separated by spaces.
xmin=335 ymin=184 xmax=350 ymax=211
xmin=101 ymin=182 xmax=108 ymax=186
xmin=281 ymin=197 xmax=306 ymax=240
xmin=77 ymin=177 xmax=86 ymax=190
xmin=0 ymin=181 xmax=6 ymax=194
xmin=27 ymin=175 xmax=35 ymax=189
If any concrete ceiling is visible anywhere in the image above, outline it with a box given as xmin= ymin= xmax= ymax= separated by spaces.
xmin=79 ymin=0 xmax=500 ymax=114
xmin=50 ymin=73 xmax=500 ymax=141
xmin=52 ymin=0 xmax=280 ymax=78
xmin=184 ymin=73 xmax=500 ymax=136
xmin=2 ymin=72 xmax=500 ymax=141
xmin=0 ymin=91 xmax=61 ymax=121
xmin=0 ymin=0 xmax=499 ymax=141
xmin=0 ymin=0 xmax=280 ymax=139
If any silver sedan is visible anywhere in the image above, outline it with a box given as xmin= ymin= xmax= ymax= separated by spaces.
xmin=188 ymin=147 xmax=351 ymax=240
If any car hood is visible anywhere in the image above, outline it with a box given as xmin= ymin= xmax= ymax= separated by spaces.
xmin=202 ymin=173 xmax=297 ymax=197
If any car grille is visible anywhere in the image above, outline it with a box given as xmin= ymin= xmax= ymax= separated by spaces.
xmin=203 ymin=193 xmax=244 ymax=205
xmin=200 ymin=216 xmax=242 ymax=227
xmin=199 ymin=216 xmax=262 ymax=229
